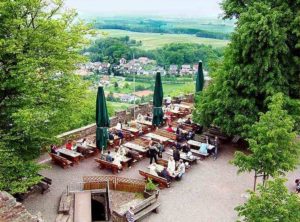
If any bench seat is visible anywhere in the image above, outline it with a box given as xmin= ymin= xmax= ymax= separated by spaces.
xmin=94 ymin=158 xmax=120 ymax=174
xmin=139 ymin=170 xmax=170 ymax=188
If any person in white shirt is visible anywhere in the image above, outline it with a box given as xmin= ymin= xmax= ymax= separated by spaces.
xmin=116 ymin=121 xmax=122 ymax=130
xmin=149 ymin=163 xmax=158 ymax=176
xmin=165 ymin=95 xmax=172 ymax=106
xmin=113 ymin=154 xmax=122 ymax=170
xmin=167 ymin=156 xmax=176 ymax=175
xmin=137 ymin=113 xmax=143 ymax=121
xmin=117 ymin=146 xmax=127 ymax=156
xmin=176 ymin=159 xmax=185 ymax=180
xmin=80 ymin=138 xmax=88 ymax=147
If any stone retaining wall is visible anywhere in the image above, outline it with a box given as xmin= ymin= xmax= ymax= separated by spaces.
xmin=57 ymin=94 xmax=194 ymax=143
xmin=0 ymin=191 xmax=43 ymax=222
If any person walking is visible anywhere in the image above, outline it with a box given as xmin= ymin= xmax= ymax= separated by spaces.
xmin=149 ymin=140 xmax=159 ymax=164
xmin=213 ymin=136 xmax=219 ymax=160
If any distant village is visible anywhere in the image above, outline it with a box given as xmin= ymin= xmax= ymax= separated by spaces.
xmin=75 ymin=57 xmax=210 ymax=104
xmin=76 ymin=57 xmax=208 ymax=77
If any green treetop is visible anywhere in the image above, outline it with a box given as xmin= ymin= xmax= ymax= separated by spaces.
xmin=235 ymin=178 xmax=300 ymax=222
xmin=0 ymin=0 xmax=92 ymax=160
xmin=232 ymin=93 xmax=300 ymax=186
xmin=194 ymin=0 xmax=300 ymax=137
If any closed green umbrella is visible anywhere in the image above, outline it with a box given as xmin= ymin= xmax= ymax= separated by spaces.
xmin=96 ymin=86 xmax=110 ymax=151
xmin=196 ymin=60 xmax=205 ymax=93
xmin=152 ymin=72 xmax=164 ymax=126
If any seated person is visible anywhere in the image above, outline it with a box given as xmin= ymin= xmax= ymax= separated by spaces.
xmin=137 ymin=113 xmax=144 ymax=121
xmin=124 ymin=120 xmax=130 ymax=128
xmin=182 ymin=143 xmax=191 ymax=153
xmin=199 ymin=143 xmax=208 ymax=154
xmin=173 ymin=147 xmax=181 ymax=162
xmin=177 ymin=118 xmax=184 ymax=124
xmin=106 ymin=151 xmax=114 ymax=162
xmin=65 ymin=140 xmax=73 ymax=150
xmin=165 ymin=95 xmax=172 ymax=106
xmin=186 ymin=131 xmax=195 ymax=140
xmin=108 ymin=131 xmax=114 ymax=140
xmin=185 ymin=118 xmax=192 ymax=124
xmin=117 ymin=146 xmax=127 ymax=156
xmin=149 ymin=163 xmax=159 ymax=176
xmin=167 ymin=156 xmax=176 ymax=175
xmin=173 ymin=106 xmax=180 ymax=112
xmin=80 ymin=138 xmax=88 ymax=147
xmin=166 ymin=125 xmax=175 ymax=133
xmin=113 ymin=154 xmax=122 ymax=170
xmin=50 ymin=144 xmax=58 ymax=154
xmin=158 ymin=167 xmax=171 ymax=182
xmin=175 ymin=160 xmax=185 ymax=180
xmin=145 ymin=113 xmax=152 ymax=121
xmin=116 ymin=121 xmax=122 ymax=130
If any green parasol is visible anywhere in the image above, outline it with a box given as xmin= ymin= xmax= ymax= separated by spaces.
xmin=196 ymin=60 xmax=205 ymax=93
xmin=96 ymin=86 xmax=110 ymax=150
xmin=152 ymin=72 xmax=164 ymax=126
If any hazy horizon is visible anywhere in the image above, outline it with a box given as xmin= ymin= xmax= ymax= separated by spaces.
xmin=65 ymin=0 xmax=223 ymax=18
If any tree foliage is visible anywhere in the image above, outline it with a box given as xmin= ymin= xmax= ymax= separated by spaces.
xmin=0 ymin=0 xmax=92 ymax=160
xmin=194 ymin=0 xmax=300 ymax=137
xmin=235 ymin=178 xmax=300 ymax=222
xmin=0 ymin=142 xmax=45 ymax=194
xmin=232 ymin=93 xmax=300 ymax=181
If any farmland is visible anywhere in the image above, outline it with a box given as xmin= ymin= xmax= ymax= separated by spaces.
xmin=97 ymin=29 xmax=229 ymax=50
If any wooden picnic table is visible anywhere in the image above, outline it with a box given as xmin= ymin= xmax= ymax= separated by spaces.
xmin=136 ymin=120 xmax=153 ymax=127
xmin=188 ymin=140 xmax=215 ymax=150
xmin=104 ymin=151 xmax=132 ymax=168
xmin=57 ymin=148 xmax=83 ymax=164
xmin=145 ymin=133 xmax=170 ymax=143
xmin=123 ymin=142 xmax=148 ymax=154
xmin=165 ymin=149 xmax=198 ymax=164
xmin=174 ymin=104 xmax=192 ymax=109
xmin=123 ymin=127 xmax=140 ymax=137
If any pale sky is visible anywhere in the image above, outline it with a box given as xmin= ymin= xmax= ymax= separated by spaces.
xmin=65 ymin=0 xmax=223 ymax=18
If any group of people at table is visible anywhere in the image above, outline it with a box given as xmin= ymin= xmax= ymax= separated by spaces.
xmin=49 ymin=100 xmax=220 ymax=176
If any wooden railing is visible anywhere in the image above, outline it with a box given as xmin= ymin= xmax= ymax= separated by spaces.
xmin=82 ymin=176 xmax=145 ymax=193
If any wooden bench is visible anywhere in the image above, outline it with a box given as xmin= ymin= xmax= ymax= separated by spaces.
xmin=132 ymin=194 xmax=160 ymax=221
xmin=157 ymin=159 xmax=168 ymax=167
xmin=122 ymin=130 xmax=135 ymax=141
xmin=139 ymin=170 xmax=170 ymax=188
xmin=190 ymin=149 xmax=209 ymax=159
xmin=94 ymin=158 xmax=120 ymax=174
xmin=77 ymin=146 xmax=98 ymax=158
xmin=49 ymin=153 xmax=73 ymax=169
xmin=14 ymin=175 xmax=52 ymax=201
xmin=155 ymin=129 xmax=177 ymax=141
xmin=113 ymin=191 xmax=160 ymax=222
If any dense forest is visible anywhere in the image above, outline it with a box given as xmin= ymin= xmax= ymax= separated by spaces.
xmin=84 ymin=36 xmax=224 ymax=68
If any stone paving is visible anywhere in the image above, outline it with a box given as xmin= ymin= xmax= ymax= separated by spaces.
xmin=24 ymin=144 xmax=300 ymax=222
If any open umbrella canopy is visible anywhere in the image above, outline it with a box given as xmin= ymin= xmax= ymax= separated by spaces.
xmin=96 ymin=86 xmax=110 ymax=150
xmin=196 ymin=60 xmax=205 ymax=93
xmin=152 ymin=72 xmax=164 ymax=126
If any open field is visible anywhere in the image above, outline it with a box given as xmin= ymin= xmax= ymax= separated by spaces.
xmin=97 ymin=29 xmax=229 ymax=50
xmin=107 ymin=101 xmax=133 ymax=111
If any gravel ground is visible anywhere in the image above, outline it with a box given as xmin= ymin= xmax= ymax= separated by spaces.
xmin=24 ymin=144 xmax=300 ymax=222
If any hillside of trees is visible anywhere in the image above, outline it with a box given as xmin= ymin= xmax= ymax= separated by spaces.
xmin=84 ymin=37 xmax=224 ymax=69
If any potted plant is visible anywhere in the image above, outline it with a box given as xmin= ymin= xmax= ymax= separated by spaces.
xmin=144 ymin=178 xmax=159 ymax=198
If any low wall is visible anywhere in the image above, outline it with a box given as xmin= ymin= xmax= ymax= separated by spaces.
xmin=83 ymin=176 xmax=145 ymax=193
xmin=57 ymin=94 xmax=194 ymax=142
